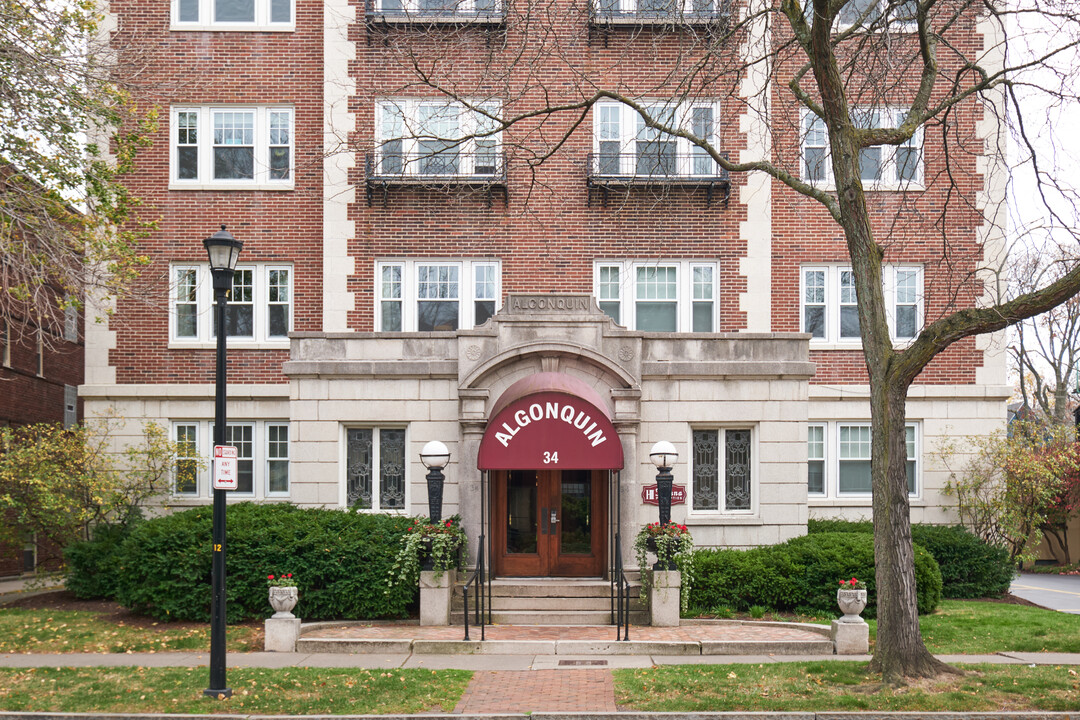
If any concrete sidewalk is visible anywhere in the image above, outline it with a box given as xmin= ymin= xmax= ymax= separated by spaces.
xmin=3 ymin=649 xmax=1080 ymax=669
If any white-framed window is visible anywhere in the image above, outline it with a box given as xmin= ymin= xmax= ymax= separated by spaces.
xmin=594 ymin=100 xmax=721 ymax=178
xmin=594 ymin=0 xmax=723 ymax=16
xmin=63 ymin=303 xmax=78 ymax=343
xmin=376 ymin=260 xmax=500 ymax=331
xmin=376 ymin=100 xmax=502 ymax=178
xmin=345 ymin=427 xmax=407 ymax=511
xmin=809 ymin=421 xmax=919 ymax=498
xmin=801 ymin=108 xmax=923 ymax=188
xmin=174 ymin=423 xmax=200 ymax=495
xmin=63 ymin=385 xmax=78 ymax=429
xmin=594 ymin=260 xmax=717 ymax=332
xmin=170 ymin=106 xmax=294 ymax=189
xmin=371 ymin=0 xmax=502 ymax=14
xmin=800 ymin=265 xmax=922 ymax=343
xmin=1 ymin=319 xmax=9 ymax=367
xmin=170 ymin=264 xmax=292 ymax=345
xmin=690 ymin=427 xmax=755 ymax=513
xmin=172 ymin=0 xmax=294 ymax=30
xmin=171 ymin=420 xmax=290 ymax=498
xmin=836 ymin=0 xmax=916 ymax=28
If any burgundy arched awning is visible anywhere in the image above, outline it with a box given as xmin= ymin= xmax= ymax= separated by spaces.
xmin=477 ymin=372 xmax=624 ymax=470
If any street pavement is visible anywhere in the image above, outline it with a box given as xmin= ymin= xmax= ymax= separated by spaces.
xmin=1010 ymin=571 xmax=1080 ymax=613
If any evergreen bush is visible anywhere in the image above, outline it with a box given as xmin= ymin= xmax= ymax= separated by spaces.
xmin=85 ymin=503 xmax=417 ymax=622
xmin=807 ymin=519 xmax=1014 ymax=598
xmin=688 ymin=531 xmax=942 ymax=618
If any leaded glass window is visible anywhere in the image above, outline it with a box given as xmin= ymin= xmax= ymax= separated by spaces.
xmin=725 ymin=429 xmax=751 ymax=510
xmin=692 ymin=430 xmax=719 ymax=511
xmin=346 ymin=428 xmax=406 ymax=511
xmin=692 ymin=428 xmax=754 ymax=512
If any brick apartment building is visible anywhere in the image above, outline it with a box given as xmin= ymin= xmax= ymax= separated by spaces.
xmin=1 ymin=302 xmax=84 ymax=576
xmin=84 ymin=0 xmax=1009 ymax=577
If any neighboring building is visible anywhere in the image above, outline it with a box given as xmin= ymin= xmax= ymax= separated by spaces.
xmin=0 ymin=280 xmax=84 ymax=577
xmin=84 ymin=0 xmax=1009 ymax=578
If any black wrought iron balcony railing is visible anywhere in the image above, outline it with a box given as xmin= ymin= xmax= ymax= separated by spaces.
xmin=586 ymin=150 xmax=730 ymax=206
xmin=365 ymin=0 xmax=506 ymax=23
xmin=366 ymin=150 xmax=508 ymax=183
xmin=586 ymin=151 xmax=730 ymax=184
xmin=589 ymin=0 xmax=730 ymax=24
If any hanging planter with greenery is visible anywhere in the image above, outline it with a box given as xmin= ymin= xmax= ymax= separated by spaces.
xmin=387 ymin=515 xmax=467 ymax=590
xmin=634 ymin=521 xmax=695 ymax=612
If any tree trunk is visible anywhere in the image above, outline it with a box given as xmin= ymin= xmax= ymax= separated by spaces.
xmin=866 ymin=378 xmax=957 ymax=682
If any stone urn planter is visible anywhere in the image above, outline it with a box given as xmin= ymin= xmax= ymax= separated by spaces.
xmin=269 ymin=586 xmax=299 ymax=619
xmin=836 ymin=588 xmax=867 ymax=623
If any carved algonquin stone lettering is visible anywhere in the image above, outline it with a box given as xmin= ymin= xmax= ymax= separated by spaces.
xmin=495 ymin=400 xmax=607 ymax=449
xmin=508 ymin=294 xmax=590 ymax=313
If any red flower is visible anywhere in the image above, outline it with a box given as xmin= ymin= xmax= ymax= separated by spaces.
xmin=446 ymin=520 xmax=452 ymax=527
xmin=850 ymin=577 xmax=858 ymax=586
xmin=268 ymin=575 xmax=274 ymax=580
xmin=287 ymin=573 xmax=293 ymax=579
xmin=839 ymin=580 xmax=845 ymax=586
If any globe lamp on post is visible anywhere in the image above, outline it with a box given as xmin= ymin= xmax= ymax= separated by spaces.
xmin=420 ymin=440 xmax=451 ymax=524
xmin=203 ymin=225 xmax=242 ymax=700
xmin=649 ymin=441 xmax=678 ymax=528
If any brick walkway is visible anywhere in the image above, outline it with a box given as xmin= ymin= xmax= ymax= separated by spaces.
xmin=453 ymin=669 xmax=617 ymax=713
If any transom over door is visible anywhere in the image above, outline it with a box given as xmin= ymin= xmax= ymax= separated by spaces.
xmin=493 ymin=469 xmax=606 ymax=577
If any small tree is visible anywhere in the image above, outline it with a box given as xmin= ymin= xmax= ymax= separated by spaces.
xmin=1039 ymin=466 xmax=1080 ymax=566
xmin=0 ymin=416 xmax=183 ymax=554
xmin=942 ymin=420 xmax=1080 ymax=565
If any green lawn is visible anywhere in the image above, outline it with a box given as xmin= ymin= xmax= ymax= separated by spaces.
xmin=0 ymin=608 xmax=262 ymax=653
xmin=874 ymin=600 xmax=1080 ymax=654
xmin=0 ymin=667 xmax=470 ymax=715
xmin=614 ymin=662 xmax=1080 ymax=712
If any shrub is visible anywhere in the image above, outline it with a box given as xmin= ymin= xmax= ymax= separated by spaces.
xmin=908 ymin=525 xmax=1014 ymax=598
xmin=64 ymin=519 xmax=142 ymax=600
xmin=688 ymin=531 xmax=942 ymax=618
xmin=807 ymin=519 xmax=1014 ymax=598
xmin=103 ymin=503 xmax=417 ymax=622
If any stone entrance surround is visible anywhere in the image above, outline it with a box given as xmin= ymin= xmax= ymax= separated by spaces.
xmin=283 ymin=293 xmax=816 ymax=565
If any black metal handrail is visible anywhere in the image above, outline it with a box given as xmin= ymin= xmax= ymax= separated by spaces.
xmin=462 ymin=532 xmax=486 ymax=641
xmin=613 ymin=532 xmax=631 ymax=640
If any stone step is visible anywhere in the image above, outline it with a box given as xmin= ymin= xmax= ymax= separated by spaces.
xmin=453 ymin=594 xmax=643 ymax=612
xmin=455 ymin=579 xmax=641 ymax=599
xmin=451 ymin=609 xmax=651 ymax=625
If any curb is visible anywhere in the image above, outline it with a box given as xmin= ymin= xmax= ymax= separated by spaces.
xmin=0 ymin=713 xmax=1078 ymax=720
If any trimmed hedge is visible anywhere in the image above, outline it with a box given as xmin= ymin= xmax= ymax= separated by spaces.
xmin=68 ymin=503 xmax=418 ymax=622
xmin=807 ymin=519 xmax=1014 ymax=598
xmin=689 ymin=531 xmax=942 ymax=618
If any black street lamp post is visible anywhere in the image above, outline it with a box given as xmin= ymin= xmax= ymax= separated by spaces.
xmin=203 ymin=225 xmax=242 ymax=700
xmin=419 ymin=440 xmax=451 ymax=524
xmin=649 ymin=440 xmax=679 ymax=570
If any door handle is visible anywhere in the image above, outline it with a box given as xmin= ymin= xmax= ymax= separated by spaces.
xmin=551 ymin=510 xmax=559 ymax=525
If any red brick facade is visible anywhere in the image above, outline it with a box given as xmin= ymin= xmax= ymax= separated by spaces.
xmin=104 ymin=1 xmax=991 ymax=391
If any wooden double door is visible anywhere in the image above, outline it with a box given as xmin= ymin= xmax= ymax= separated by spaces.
xmin=493 ymin=469 xmax=606 ymax=576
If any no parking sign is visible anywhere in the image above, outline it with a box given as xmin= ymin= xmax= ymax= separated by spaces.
xmin=212 ymin=445 xmax=238 ymax=490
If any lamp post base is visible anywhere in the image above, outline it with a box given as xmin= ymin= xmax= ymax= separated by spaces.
xmin=203 ymin=688 xmax=233 ymax=699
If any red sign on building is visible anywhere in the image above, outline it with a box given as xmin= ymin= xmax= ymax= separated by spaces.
xmin=641 ymin=484 xmax=687 ymax=506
